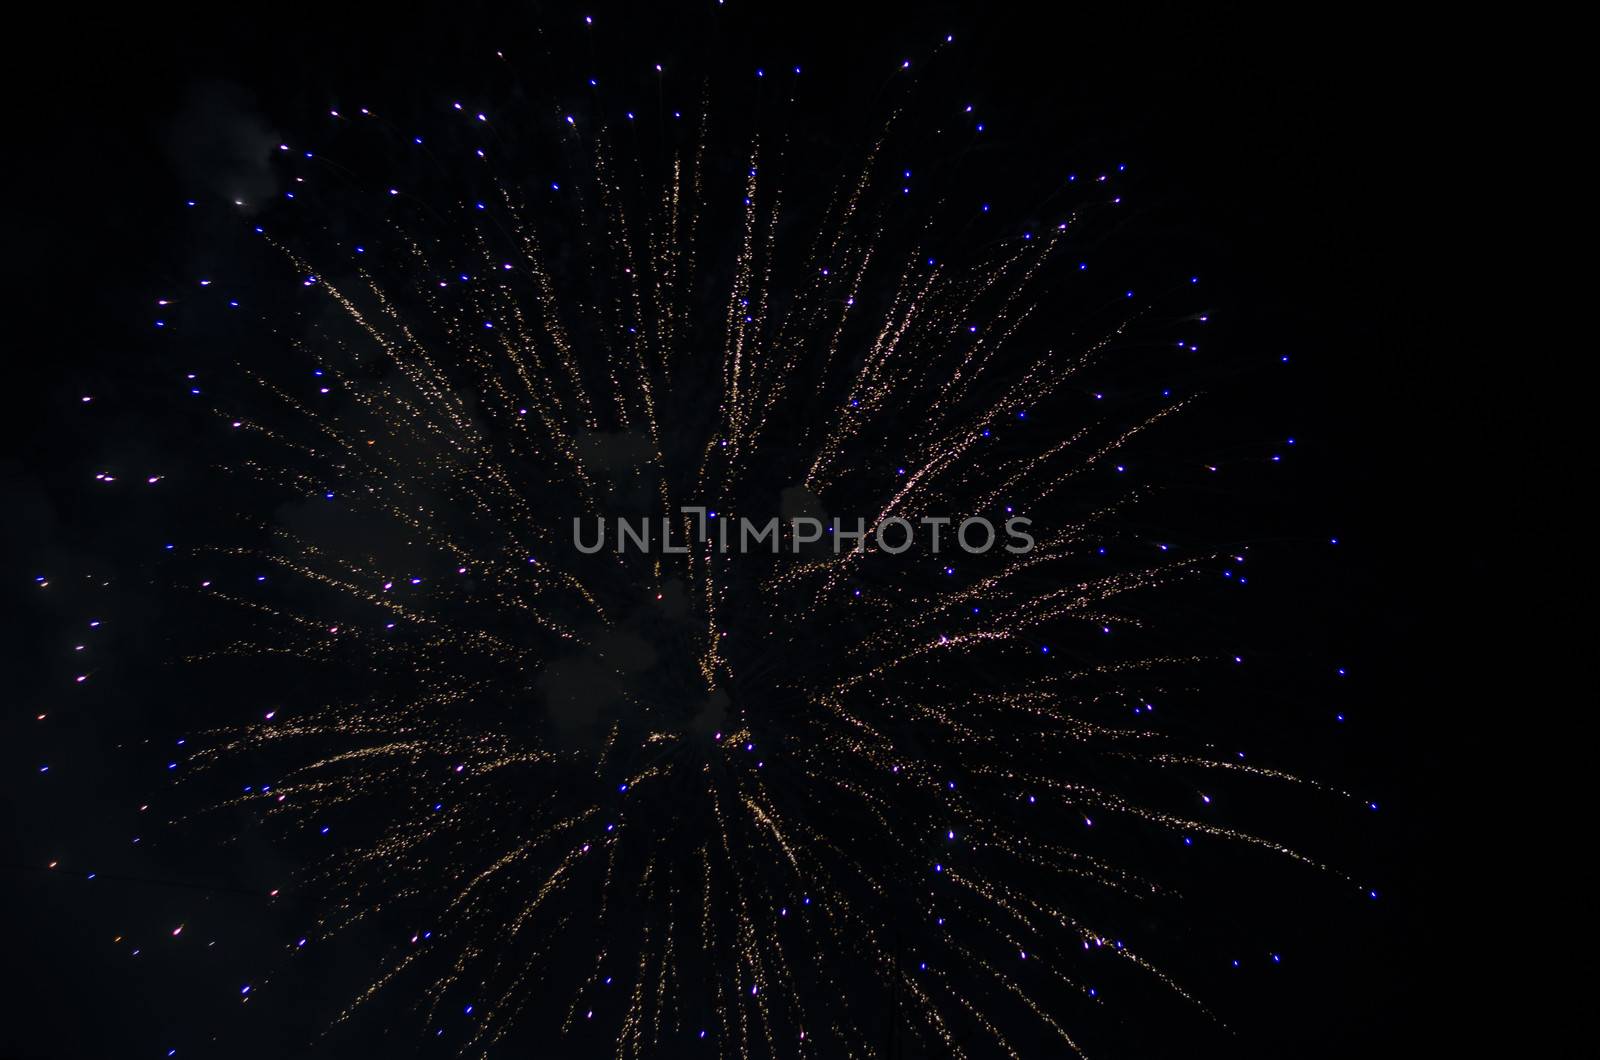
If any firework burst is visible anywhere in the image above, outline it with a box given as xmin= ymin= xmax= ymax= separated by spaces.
xmin=54 ymin=22 xmax=1373 ymax=1060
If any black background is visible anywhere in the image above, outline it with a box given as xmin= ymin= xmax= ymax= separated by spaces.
xmin=2 ymin=3 xmax=1482 ymax=1057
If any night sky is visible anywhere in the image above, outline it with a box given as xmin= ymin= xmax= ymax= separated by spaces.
xmin=2 ymin=4 xmax=1480 ymax=1058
